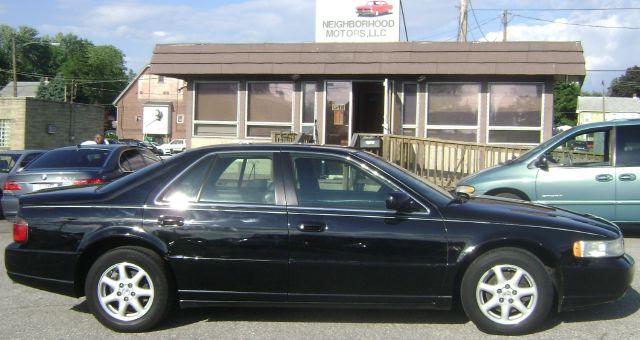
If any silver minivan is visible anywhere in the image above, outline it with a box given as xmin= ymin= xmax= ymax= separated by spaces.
xmin=456 ymin=119 xmax=640 ymax=231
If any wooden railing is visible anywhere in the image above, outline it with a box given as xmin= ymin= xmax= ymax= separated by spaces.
xmin=353 ymin=134 xmax=533 ymax=189
xmin=272 ymin=131 xmax=533 ymax=189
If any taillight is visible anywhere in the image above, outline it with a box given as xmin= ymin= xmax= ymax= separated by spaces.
xmin=3 ymin=180 xmax=22 ymax=192
xmin=72 ymin=178 xmax=105 ymax=186
xmin=13 ymin=217 xmax=28 ymax=244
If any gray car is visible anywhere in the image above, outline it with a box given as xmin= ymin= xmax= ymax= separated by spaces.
xmin=1 ymin=144 xmax=161 ymax=218
xmin=0 ymin=150 xmax=46 ymax=217
xmin=456 ymin=119 xmax=640 ymax=231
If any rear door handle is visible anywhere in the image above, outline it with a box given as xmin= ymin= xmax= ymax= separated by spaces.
xmin=595 ymin=174 xmax=614 ymax=182
xmin=298 ymin=223 xmax=327 ymax=232
xmin=158 ymin=215 xmax=184 ymax=227
xmin=619 ymin=173 xmax=637 ymax=181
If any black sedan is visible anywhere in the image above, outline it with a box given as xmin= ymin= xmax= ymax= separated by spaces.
xmin=4 ymin=144 xmax=634 ymax=334
xmin=1 ymin=144 xmax=161 ymax=218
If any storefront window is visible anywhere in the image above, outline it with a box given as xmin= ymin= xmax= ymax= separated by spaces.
xmin=194 ymin=82 xmax=238 ymax=137
xmin=426 ymin=83 xmax=479 ymax=142
xmin=488 ymin=83 xmax=543 ymax=144
xmin=301 ymin=82 xmax=316 ymax=138
xmin=247 ymin=82 xmax=294 ymax=138
xmin=402 ymin=83 xmax=417 ymax=136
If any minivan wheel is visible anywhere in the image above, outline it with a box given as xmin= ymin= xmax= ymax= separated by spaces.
xmin=460 ymin=248 xmax=553 ymax=335
xmin=494 ymin=192 xmax=525 ymax=200
xmin=85 ymin=247 xmax=171 ymax=332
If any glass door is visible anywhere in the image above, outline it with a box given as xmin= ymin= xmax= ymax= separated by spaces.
xmin=325 ymin=81 xmax=351 ymax=145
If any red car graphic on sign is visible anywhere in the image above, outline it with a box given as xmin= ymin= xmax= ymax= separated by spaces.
xmin=356 ymin=1 xmax=393 ymax=17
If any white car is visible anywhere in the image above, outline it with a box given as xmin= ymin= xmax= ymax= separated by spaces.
xmin=157 ymin=139 xmax=186 ymax=155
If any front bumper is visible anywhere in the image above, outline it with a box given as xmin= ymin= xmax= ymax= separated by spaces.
xmin=559 ymin=253 xmax=635 ymax=311
xmin=5 ymin=244 xmax=80 ymax=297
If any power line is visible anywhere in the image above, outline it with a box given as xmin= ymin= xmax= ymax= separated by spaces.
xmin=468 ymin=0 xmax=488 ymax=41
xmin=514 ymin=14 xmax=640 ymax=29
xmin=474 ymin=7 xmax=640 ymax=12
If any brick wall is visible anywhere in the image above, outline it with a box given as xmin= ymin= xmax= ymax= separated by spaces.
xmin=116 ymin=68 xmax=187 ymax=143
xmin=0 ymin=97 xmax=104 ymax=150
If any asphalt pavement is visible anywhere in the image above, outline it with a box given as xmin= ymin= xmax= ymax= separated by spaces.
xmin=1 ymin=219 xmax=639 ymax=339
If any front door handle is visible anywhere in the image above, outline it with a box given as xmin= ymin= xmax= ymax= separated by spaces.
xmin=158 ymin=215 xmax=184 ymax=227
xmin=619 ymin=173 xmax=637 ymax=182
xmin=595 ymin=174 xmax=614 ymax=182
xmin=298 ymin=223 xmax=327 ymax=232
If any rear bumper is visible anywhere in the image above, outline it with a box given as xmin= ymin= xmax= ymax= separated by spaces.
xmin=1 ymin=195 xmax=18 ymax=219
xmin=5 ymin=244 xmax=80 ymax=297
xmin=560 ymin=254 xmax=635 ymax=311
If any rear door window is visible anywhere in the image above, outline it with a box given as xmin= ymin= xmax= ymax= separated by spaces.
xmin=120 ymin=149 xmax=146 ymax=171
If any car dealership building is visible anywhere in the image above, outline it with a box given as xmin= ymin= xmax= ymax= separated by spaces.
xmin=145 ymin=41 xmax=585 ymax=148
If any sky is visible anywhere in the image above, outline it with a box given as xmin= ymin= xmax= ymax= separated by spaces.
xmin=1 ymin=0 xmax=638 ymax=92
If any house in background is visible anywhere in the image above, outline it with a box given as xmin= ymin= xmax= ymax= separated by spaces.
xmin=145 ymin=41 xmax=585 ymax=149
xmin=577 ymin=96 xmax=640 ymax=125
xmin=0 ymin=81 xmax=40 ymax=98
xmin=113 ymin=66 xmax=187 ymax=144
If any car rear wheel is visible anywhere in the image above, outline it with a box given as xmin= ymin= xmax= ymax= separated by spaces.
xmin=460 ymin=248 xmax=553 ymax=335
xmin=85 ymin=246 xmax=172 ymax=332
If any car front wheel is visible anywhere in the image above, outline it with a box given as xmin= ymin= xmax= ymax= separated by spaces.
xmin=460 ymin=248 xmax=553 ymax=335
xmin=85 ymin=246 xmax=172 ymax=332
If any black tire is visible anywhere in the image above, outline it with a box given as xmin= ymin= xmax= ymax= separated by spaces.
xmin=494 ymin=192 xmax=525 ymax=200
xmin=460 ymin=248 xmax=553 ymax=335
xmin=85 ymin=246 xmax=172 ymax=332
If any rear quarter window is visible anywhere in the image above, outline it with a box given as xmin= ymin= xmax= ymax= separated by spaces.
xmin=26 ymin=149 xmax=111 ymax=169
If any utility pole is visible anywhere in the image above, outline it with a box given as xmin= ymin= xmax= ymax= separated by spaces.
xmin=12 ymin=34 xmax=17 ymax=97
xmin=458 ymin=0 xmax=468 ymax=42
xmin=502 ymin=10 xmax=509 ymax=42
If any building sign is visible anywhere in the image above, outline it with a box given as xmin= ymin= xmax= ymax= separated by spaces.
xmin=142 ymin=105 xmax=170 ymax=135
xmin=316 ymin=0 xmax=400 ymax=42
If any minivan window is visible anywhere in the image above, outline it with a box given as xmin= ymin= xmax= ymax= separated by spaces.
xmin=546 ymin=129 xmax=610 ymax=167
xmin=616 ymin=125 xmax=640 ymax=167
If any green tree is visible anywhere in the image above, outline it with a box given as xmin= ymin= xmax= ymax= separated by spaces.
xmin=36 ymin=73 xmax=67 ymax=102
xmin=553 ymin=82 xmax=580 ymax=126
xmin=580 ymin=90 xmax=604 ymax=97
xmin=1 ymin=26 xmax=130 ymax=105
xmin=0 ymin=25 xmax=58 ymax=88
xmin=610 ymin=66 xmax=640 ymax=97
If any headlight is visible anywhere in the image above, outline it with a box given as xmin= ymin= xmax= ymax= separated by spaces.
xmin=573 ymin=238 xmax=625 ymax=258
xmin=456 ymin=185 xmax=475 ymax=195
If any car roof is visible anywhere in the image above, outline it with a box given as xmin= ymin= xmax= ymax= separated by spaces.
xmin=572 ymin=118 xmax=640 ymax=131
xmin=0 ymin=149 xmax=46 ymax=155
xmin=189 ymin=143 xmax=359 ymax=155
xmin=61 ymin=144 xmax=134 ymax=150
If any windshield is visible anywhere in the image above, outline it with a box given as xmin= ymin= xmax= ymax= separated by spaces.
xmin=0 ymin=154 xmax=19 ymax=173
xmin=26 ymin=148 xmax=111 ymax=169
xmin=357 ymin=151 xmax=454 ymax=201
xmin=511 ymin=128 xmax=576 ymax=162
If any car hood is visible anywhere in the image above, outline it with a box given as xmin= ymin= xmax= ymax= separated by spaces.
xmin=443 ymin=196 xmax=621 ymax=238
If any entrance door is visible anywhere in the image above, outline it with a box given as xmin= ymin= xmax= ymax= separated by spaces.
xmin=325 ymin=81 xmax=385 ymax=145
xmin=352 ymin=82 xmax=385 ymax=134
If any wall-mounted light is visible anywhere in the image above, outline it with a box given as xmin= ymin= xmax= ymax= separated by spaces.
xmin=416 ymin=75 xmax=426 ymax=82
xmin=291 ymin=74 xmax=301 ymax=80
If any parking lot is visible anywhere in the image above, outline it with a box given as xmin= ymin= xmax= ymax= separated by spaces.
xmin=1 ymin=220 xmax=638 ymax=339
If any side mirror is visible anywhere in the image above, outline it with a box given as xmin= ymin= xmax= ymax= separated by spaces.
xmin=385 ymin=192 xmax=417 ymax=212
xmin=535 ymin=155 xmax=549 ymax=170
